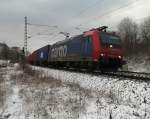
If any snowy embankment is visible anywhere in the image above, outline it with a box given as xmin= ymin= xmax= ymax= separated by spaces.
xmin=0 ymin=60 xmax=7 ymax=64
xmin=0 ymin=60 xmax=9 ymax=67
xmin=1 ymin=63 xmax=150 ymax=119
xmin=127 ymin=56 xmax=150 ymax=73
xmin=33 ymin=66 xmax=150 ymax=118
xmin=1 ymin=65 xmax=92 ymax=119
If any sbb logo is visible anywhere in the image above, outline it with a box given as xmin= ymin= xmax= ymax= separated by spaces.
xmin=40 ymin=52 xmax=44 ymax=59
xmin=51 ymin=45 xmax=67 ymax=58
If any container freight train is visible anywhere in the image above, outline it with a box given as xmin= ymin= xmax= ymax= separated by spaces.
xmin=28 ymin=26 xmax=125 ymax=71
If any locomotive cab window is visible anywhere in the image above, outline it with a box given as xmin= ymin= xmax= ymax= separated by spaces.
xmin=100 ymin=32 xmax=121 ymax=49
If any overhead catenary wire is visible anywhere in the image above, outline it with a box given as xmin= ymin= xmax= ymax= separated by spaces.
xmin=27 ymin=0 xmax=150 ymax=45
xmin=74 ymin=0 xmax=144 ymax=29
xmin=73 ymin=0 xmax=105 ymax=18
xmin=26 ymin=0 xmax=107 ymax=39
xmin=27 ymin=23 xmax=58 ymax=28
xmin=27 ymin=24 xmax=63 ymax=44
xmin=27 ymin=22 xmax=61 ymax=39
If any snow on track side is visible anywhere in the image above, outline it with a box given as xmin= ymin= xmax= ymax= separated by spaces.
xmin=33 ymin=66 xmax=150 ymax=118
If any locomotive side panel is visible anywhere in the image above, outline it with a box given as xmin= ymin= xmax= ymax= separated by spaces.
xmin=67 ymin=35 xmax=83 ymax=61
xmin=49 ymin=42 xmax=68 ymax=61
xmin=49 ymin=35 xmax=93 ymax=62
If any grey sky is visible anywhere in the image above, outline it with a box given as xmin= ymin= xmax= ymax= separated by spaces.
xmin=0 ymin=0 xmax=150 ymax=52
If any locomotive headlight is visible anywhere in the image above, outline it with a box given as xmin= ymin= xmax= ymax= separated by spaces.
xmin=101 ymin=53 xmax=105 ymax=56
xmin=110 ymin=45 xmax=113 ymax=48
xmin=118 ymin=56 xmax=122 ymax=59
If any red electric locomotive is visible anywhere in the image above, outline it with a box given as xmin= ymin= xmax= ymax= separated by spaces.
xmin=48 ymin=26 xmax=124 ymax=71
xmin=83 ymin=26 xmax=124 ymax=71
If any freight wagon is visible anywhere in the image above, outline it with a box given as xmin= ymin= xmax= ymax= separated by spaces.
xmin=37 ymin=45 xmax=51 ymax=66
xmin=28 ymin=50 xmax=38 ymax=65
xmin=28 ymin=45 xmax=51 ymax=66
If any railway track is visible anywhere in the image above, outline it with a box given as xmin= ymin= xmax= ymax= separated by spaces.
xmin=59 ymin=67 xmax=150 ymax=82
xmin=33 ymin=65 xmax=150 ymax=82
xmin=102 ymin=71 xmax=150 ymax=82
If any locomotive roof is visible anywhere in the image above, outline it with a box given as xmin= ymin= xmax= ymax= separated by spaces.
xmin=54 ymin=34 xmax=83 ymax=45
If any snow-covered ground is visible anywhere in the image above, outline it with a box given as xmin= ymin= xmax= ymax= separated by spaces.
xmin=127 ymin=56 xmax=150 ymax=73
xmin=0 ymin=64 xmax=150 ymax=119
xmin=0 ymin=60 xmax=9 ymax=67
xmin=33 ymin=66 xmax=150 ymax=119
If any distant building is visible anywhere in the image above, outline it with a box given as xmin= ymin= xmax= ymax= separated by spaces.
xmin=11 ymin=47 xmax=21 ymax=53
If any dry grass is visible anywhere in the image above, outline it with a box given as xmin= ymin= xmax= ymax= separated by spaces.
xmin=0 ymin=70 xmax=5 ymax=107
xmin=14 ymin=64 xmax=117 ymax=105
xmin=67 ymin=82 xmax=93 ymax=98
xmin=1 ymin=63 xmax=101 ymax=118
xmin=0 ymin=68 xmax=13 ymax=116
xmin=0 ymin=89 xmax=5 ymax=108
xmin=10 ymin=64 xmax=64 ymax=92
xmin=13 ymin=65 xmax=91 ymax=118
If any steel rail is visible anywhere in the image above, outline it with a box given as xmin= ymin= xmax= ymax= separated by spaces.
xmin=60 ymin=68 xmax=150 ymax=82
xmin=102 ymin=71 xmax=150 ymax=82
xmin=32 ymin=65 xmax=150 ymax=82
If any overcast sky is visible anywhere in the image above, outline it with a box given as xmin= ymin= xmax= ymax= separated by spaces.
xmin=0 ymin=0 xmax=150 ymax=52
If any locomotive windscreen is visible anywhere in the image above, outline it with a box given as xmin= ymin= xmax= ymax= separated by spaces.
xmin=100 ymin=32 xmax=121 ymax=49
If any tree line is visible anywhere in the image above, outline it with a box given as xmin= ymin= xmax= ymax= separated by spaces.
xmin=118 ymin=17 xmax=150 ymax=57
xmin=0 ymin=44 xmax=23 ymax=62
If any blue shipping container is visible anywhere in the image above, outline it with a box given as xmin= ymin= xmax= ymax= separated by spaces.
xmin=37 ymin=45 xmax=51 ymax=63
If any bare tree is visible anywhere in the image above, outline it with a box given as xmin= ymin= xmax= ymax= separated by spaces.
xmin=0 ymin=44 xmax=9 ymax=60
xmin=140 ymin=17 xmax=150 ymax=55
xmin=8 ymin=49 xmax=21 ymax=63
xmin=118 ymin=17 xmax=138 ymax=56
xmin=0 ymin=43 xmax=22 ymax=62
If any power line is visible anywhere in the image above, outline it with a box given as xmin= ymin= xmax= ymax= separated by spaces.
xmin=75 ymin=0 xmax=143 ymax=29
xmin=49 ymin=33 xmax=60 ymax=40
xmin=74 ymin=0 xmax=105 ymax=18
xmin=27 ymin=22 xmax=60 ymax=39
xmin=28 ymin=28 xmax=56 ymax=37
xmin=27 ymin=23 xmax=58 ymax=28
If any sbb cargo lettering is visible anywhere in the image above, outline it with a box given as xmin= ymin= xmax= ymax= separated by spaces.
xmin=51 ymin=45 xmax=67 ymax=58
